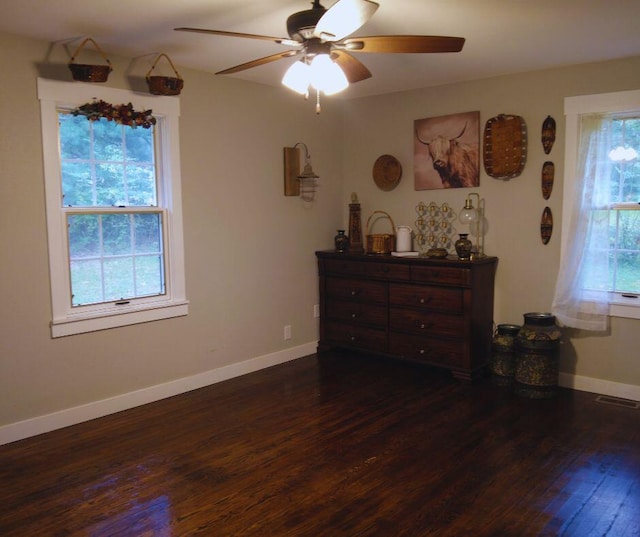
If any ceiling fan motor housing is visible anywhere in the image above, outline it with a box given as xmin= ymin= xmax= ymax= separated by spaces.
xmin=286 ymin=4 xmax=326 ymax=41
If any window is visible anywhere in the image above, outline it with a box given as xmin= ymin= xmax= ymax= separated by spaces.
xmin=553 ymin=89 xmax=640 ymax=330
xmin=38 ymin=79 xmax=188 ymax=337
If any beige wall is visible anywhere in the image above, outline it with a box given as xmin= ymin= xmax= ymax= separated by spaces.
xmin=340 ymin=56 xmax=640 ymax=389
xmin=0 ymin=32 xmax=344 ymax=427
xmin=1 ymin=30 xmax=639 ymax=432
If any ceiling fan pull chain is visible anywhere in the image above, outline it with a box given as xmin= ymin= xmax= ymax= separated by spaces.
xmin=316 ymin=89 xmax=321 ymax=114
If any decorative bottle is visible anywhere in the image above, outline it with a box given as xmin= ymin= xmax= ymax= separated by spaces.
xmin=454 ymin=233 xmax=472 ymax=259
xmin=334 ymin=230 xmax=349 ymax=252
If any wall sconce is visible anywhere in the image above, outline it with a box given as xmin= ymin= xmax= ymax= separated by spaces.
xmin=283 ymin=142 xmax=319 ymax=202
xmin=459 ymin=192 xmax=486 ymax=258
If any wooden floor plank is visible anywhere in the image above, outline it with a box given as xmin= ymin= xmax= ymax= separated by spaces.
xmin=1 ymin=351 xmax=639 ymax=536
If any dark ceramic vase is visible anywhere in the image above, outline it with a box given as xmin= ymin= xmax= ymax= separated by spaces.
xmin=454 ymin=233 xmax=472 ymax=259
xmin=334 ymin=230 xmax=349 ymax=252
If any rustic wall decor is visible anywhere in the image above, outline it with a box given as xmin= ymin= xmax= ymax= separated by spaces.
xmin=146 ymin=53 xmax=184 ymax=96
xmin=68 ymin=37 xmax=112 ymax=83
xmin=541 ymin=116 xmax=556 ymax=154
xmin=541 ymin=206 xmax=553 ymax=244
xmin=483 ymin=114 xmax=527 ymax=179
xmin=372 ymin=154 xmax=402 ymax=191
xmin=542 ymin=161 xmax=555 ymax=200
xmin=414 ymin=201 xmax=458 ymax=254
xmin=414 ymin=111 xmax=480 ymax=190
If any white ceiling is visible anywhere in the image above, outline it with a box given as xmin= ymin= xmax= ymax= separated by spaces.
xmin=2 ymin=0 xmax=640 ymax=99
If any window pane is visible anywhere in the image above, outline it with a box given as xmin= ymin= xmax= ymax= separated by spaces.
xmin=59 ymin=114 xmax=90 ymax=160
xmin=59 ymin=112 xmax=157 ymax=208
xmin=102 ymin=214 xmax=132 ymax=256
xmin=93 ymin=118 xmax=124 ymax=161
xmin=126 ymin=126 xmax=154 ymax=163
xmin=104 ymin=257 xmax=134 ymax=301
xmin=134 ymin=213 xmax=163 ymax=253
xmin=127 ymin=165 xmax=156 ymax=206
xmin=68 ymin=214 xmax=100 ymax=258
xmin=70 ymin=259 xmax=102 ymax=306
xmin=615 ymin=251 xmax=640 ymax=293
xmin=61 ymin=161 xmax=94 ymax=206
xmin=96 ymin=163 xmax=125 ymax=206
xmin=613 ymin=210 xmax=640 ymax=293
xmin=67 ymin=212 xmax=165 ymax=306
xmin=617 ymin=210 xmax=640 ymax=250
xmin=136 ymin=255 xmax=164 ymax=296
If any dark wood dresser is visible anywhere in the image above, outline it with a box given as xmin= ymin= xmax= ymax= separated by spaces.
xmin=316 ymin=250 xmax=498 ymax=381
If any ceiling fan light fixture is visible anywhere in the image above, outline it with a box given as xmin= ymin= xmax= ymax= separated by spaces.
xmin=282 ymin=60 xmax=311 ymax=94
xmin=309 ymin=54 xmax=349 ymax=95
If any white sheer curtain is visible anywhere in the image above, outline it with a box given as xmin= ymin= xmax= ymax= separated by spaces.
xmin=552 ymin=114 xmax=613 ymax=331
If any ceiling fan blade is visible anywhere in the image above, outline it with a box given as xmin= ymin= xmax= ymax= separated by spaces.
xmin=175 ymin=27 xmax=300 ymax=47
xmin=340 ymin=35 xmax=465 ymax=53
xmin=331 ymin=50 xmax=372 ymax=83
xmin=314 ymin=0 xmax=379 ymax=42
xmin=216 ymin=50 xmax=301 ymax=75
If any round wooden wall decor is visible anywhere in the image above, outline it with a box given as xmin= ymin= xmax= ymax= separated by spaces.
xmin=483 ymin=114 xmax=527 ymax=179
xmin=372 ymin=154 xmax=402 ymax=191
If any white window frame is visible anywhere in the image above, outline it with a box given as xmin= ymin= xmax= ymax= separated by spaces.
xmin=38 ymin=78 xmax=188 ymax=337
xmin=562 ymin=89 xmax=640 ymax=320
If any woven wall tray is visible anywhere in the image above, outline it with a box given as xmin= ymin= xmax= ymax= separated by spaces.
xmin=483 ymin=114 xmax=527 ymax=179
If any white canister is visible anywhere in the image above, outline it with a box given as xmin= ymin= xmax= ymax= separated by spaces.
xmin=396 ymin=226 xmax=413 ymax=252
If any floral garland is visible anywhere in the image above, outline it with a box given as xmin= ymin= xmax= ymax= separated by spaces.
xmin=72 ymin=100 xmax=156 ymax=129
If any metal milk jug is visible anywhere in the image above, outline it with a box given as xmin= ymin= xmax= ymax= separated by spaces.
xmin=396 ymin=226 xmax=412 ymax=252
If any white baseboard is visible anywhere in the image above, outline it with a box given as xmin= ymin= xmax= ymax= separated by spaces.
xmin=0 ymin=342 xmax=318 ymax=446
xmin=3 ymin=349 xmax=637 ymax=446
xmin=559 ymin=372 xmax=640 ymax=402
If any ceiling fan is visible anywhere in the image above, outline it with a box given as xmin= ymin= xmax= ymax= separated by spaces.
xmin=176 ymin=0 xmax=465 ymax=109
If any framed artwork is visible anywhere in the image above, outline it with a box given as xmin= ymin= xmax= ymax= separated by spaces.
xmin=414 ymin=111 xmax=480 ymax=190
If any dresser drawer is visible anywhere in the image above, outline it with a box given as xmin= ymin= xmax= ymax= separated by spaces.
xmin=326 ymin=277 xmax=387 ymax=304
xmin=327 ymin=299 xmax=387 ymax=327
xmin=325 ymin=321 xmax=387 ymax=352
xmin=322 ymin=258 xmax=366 ymax=276
xmin=389 ymin=283 xmax=464 ymax=313
xmin=389 ymin=308 xmax=465 ymax=338
xmin=364 ymin=262 xmax=410 ymax=281
xmin=411 ymin=265 xmax=471 ymax=286
xmin=389 ymin=332 xmax=465 ymax=367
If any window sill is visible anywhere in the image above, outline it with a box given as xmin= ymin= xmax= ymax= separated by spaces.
xmin=51 ymin=301 xmax=189 ymax=338
xmin=610 ymin=301 xmax=640 ymax=321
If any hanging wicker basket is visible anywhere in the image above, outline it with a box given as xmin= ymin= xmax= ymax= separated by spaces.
xmin=146 ymin=53 xmax=184 ymax=95
xmin=366 ymin=210 xmax=396 ymax=254
xmin=68 ymin=38 xmax=112 ymax=83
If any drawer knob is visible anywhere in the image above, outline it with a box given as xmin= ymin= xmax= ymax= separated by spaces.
xmin=350 ymin=335 xmax=357 ymax=342
xmin=351 ymin=313 xmax=358 ymax=318
xmin=351 ymin=289 xmax=360 ymax=296
xmin=418 ymin=296 xmax=431 ymax=304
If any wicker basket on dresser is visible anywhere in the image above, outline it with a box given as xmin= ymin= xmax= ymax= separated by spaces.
xmin=316 ymin=250 xmax=498 ymax=382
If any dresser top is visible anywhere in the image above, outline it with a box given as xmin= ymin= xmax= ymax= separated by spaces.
xmin=316 ymin=250 xmax=498 ymax=268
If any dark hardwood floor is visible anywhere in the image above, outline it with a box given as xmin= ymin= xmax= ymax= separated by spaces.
xmin=1 ymin=351 xmax=639 ymax=536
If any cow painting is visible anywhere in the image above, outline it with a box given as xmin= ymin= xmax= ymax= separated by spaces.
xmin=414 ymin=112 xmax=480 ymax=190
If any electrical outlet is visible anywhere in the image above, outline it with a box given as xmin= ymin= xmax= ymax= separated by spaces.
xmin=313 ymin=304 xmax=320 ymax=318
xmin=284 ymin=325 xmax=292 ymax=340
